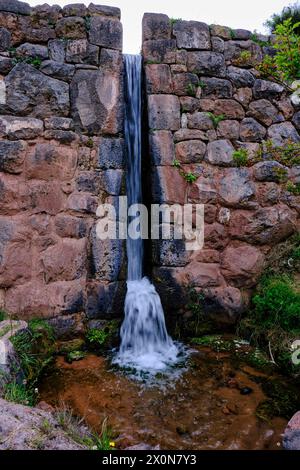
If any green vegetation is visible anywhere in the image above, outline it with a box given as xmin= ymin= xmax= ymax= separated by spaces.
xmin=229 ymin=28 xmax=236 ymax=39
xmin=172 ymin=159 xmax=198 ymax=184
xmin=186 ymin=83 xmax=197 ymax=97
xmin=85 ymin=321 xmax=119 ymax=352
xmin=86 ymin=328 xmax=108 ymax=347
xmin=4 ymin=381 xmax=35 ymax=406
xmin=0 ymin=309 xmax=7 ymax=322
xmin=250 ymin=32 xmax=270 ymax=47
xmin=265 ymin=2 xmax=300 ymax=35
xmin=169 ymin=18 xmax=182 ymax=26
xmin=85 ymin=137 xmax=94 ymax=148
xmin=7 ymin=319 xmax=56 ymax=405
xmin=255 ymin=139 xmax=300 ymax=166
xmin=286 ymin=180 xmax=300 ymax=195
xmin=206 ymin=112 xmax=225 ymax=128
xmin=238 ymin=234 xmax=300 ymax=380
xmin=256 ymin=378 xmax=300 ymax=421
xmin=85 ymin=15 xmax=91 ymax=31
xmin=233 ymin=50 xmax=253 ymax=66
xmin=232 ymin=148 xmax=249 ymax=167
xmin=10 ymin=53 xmax=42 ymax=68
xmin=66 ymin=350 xmax=86 ymax=363
xmin=257 ymin=18 xmax=300 ymax=83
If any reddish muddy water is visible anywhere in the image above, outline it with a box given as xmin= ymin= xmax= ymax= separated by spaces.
xmin=39 ymin=345 xmax=291 ymax=450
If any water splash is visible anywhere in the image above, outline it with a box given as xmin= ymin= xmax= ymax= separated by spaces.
xmin=114 ymin=55 xmax=181 ymax=373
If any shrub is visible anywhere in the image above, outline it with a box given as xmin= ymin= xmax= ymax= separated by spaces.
xmin=255 ymin=139 xmax=300 ymax=166
xmin=232 ymin=148 xmax=248 ymax=167
xmin=265 ymin=2 xmax=300 ymax=35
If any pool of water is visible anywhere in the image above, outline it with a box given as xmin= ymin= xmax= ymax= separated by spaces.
xmin=38 ymin=342 xmax=294 ymax=450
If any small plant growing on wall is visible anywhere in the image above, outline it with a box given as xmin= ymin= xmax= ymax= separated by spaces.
xmin=206 ymin=112 xmax=225 ymax=129
xmin=172 ymin=159 xmax=197 ymax=184
xmin=286 ymin=180 xmax=300 ymax=195
xmin=232 ymin=148 xmax=249 ymax=167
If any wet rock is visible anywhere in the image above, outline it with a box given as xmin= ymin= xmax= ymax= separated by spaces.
xmin=91 ymin=226 xmax=124 ymax=281
xmin=267 ymin=122 xmax=300 ymax=145
xmin=217 ymin=168 xmax=255 ymax=207
xmin=0 ymin=26 xmax=11 ymax=51
xmin=142 ymin=13 xmax=171 ymax=41
xmin=187 ymin=111 xmax=213 ymax=130
xmin=153 ymin=236 xmax=189 ymax=267
xmin=253 ymin=79 xmax=284 ymax=100
xmin=148 ymin=95 xmax=180 ymax=130
xmin=55 ymin=16 xmax=86 ymax=40
xmin=187 ymin=51 xmax=226 ymax=77
xmin=227 ymin=66 xmax=255 ymax=88
xmin=221 ymin=244 xmax=265 ymax=287
xmin=70 ymin=68 xmax=122 ymax=134
xmin=48 ymin=39 xmax=66 ymax=63
xmin=40 ymin=60 xmax=75 ymax=82
xmin=173 ymin=20 xmax=210 ymax=50
xmin=175 ymin=139 xmax=206 ymax=163
xmin=206 ymin=139 xmax=234 ymax=166
xmin=0 ymin=0 xmax=31 ymax=15
xmin=150 ymin=130 xmax=175 ymax=165
xmin=143 ymin=39 xmax=176 ymax=64
xmin=253 ymin=161 xmax=288 ymax=182
xmin=0 ymin=116 xmax=43 ymax=139
xmin=89 ymin=15 xmax=122 ymax=50
xmin=239 ymin=117 xmax=266 ymax=142
xmin=145 ymin=64 xmax=172 ymax=94
xmin=0 ymin=63 xmax=70 ymax=118
xmin=101 ymin=169 xmax=123 ymax=195
xmin=0 ymin=140 xmax=26 ymax=173
xmin=66 ymin=39 xmax=99 ymax=65
xmin=98 ymin=137 xmax=124 ymax=169
xmin=200 ymin=77 xmax=232 ymax=99
xmin=85 ymin=280 xmax=125 ymax=318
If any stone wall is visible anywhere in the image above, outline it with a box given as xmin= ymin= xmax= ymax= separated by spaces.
xmin=0 ymin=1 xmax=125 ymax=331
xmin=143 ymin=14 xmax=300 ymax=325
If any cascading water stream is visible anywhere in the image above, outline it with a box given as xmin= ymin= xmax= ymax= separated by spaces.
xmin=114 ymin=55 xmax=179 ymax=372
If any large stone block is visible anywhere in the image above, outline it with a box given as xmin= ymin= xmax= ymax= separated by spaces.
xmin=221 ymin=244 xmax=265 ymax=287
xmin=55 ymin=214 xmax=91 ymax=239
xmin=184 ymin=261 xmax=225 ymax=288
xmin=173 ymin=20 xmax=210 ymax=50
xmin=152 ymin=166 xmax=188 ymax=204
xmin=267 ymin=122 xmax=300 ymax=145
xmin=0 ymin=140 xmax=26 ymax=174
xmin=213 ymin=99 xmax=245 ymax=119
xmin=55 ymin=16 xmax=86 ymax=39
xmin=142 ymin=13 xmax=171 ymax=41
xmin=227 ymin=66 xmax=255 ymax=88
xmin=253 ymin=79 xmax=284 ymax=100
xmin=187 ymin=111 xmax=213 ymax=130
xmin=200 ymin=77 xmax=233 ymax=98
xmin=91 ymin=226 xmax=124 ymax=281
xmin=66 ymin=39 xmax=99 ymax=65
xmin=142 ymin=39 xmax=176 ymax=64
xmin=88 ymin=3 xmax=121 ymax=19
xmin=172 ymin=72 xmax=199 ymax=96
xmin=0 ymin=26 xmax=11 ymax=51
xmin=0 ymin=63 xmax=70 ymax=118
xmin=39 ymin=238 xmax=87 ymax=283
xmin=48 ymin=39 xmax=66 ymax=63
xmin=253 ymin=161 xmax=288 ymax=182
xmin=98 ymin=137 xmax=124 ymax=169
xmin=239 ymin=117 xmax=266 ymax=142
xmin=89 ymin=15 xmax=122 ymax=50
xmin=70 ymin=68 xmax=122 ymax=134
xmin=206 ymin=139 xmax=234 ymax=166
xmin=248 ymin=99 xmax=283 ymax=126
xmin=67 ymin=192 xmax=98 ymax=214
xmin=39 ymin=60 xmax=75 ymax=82
xmin=85 ymin=280 xmax=125 ymax=319
xmin=217 ymin=168 xmax=255 ymax=207
xmin=0 ymin=116 xmax=43 ymax=139
xmin=148 ymin=95 xmax=180 ymax=130
xmin=101 ymin=169 xmax=124 ymax=195
xmin=75 ymin=171 xmax=100 ymax=194
xmin=15 ymin=42 xmax=48 ymax=60
xmin=187 ymin=51 xmax=226 ymax=77
xmin=145 ymin=64 xmax=173 ymax=94
xmin=149 ymin=130 xmax=175 ymax=166
xmin=175 ymin=139 xmax=206 ymax=163
xmin=25 ymin=143 xmax=77 ymax=181
xmin=0 ymin=0 xmax=31 ymax=15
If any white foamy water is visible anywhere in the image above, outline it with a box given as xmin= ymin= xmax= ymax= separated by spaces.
xmin=114 ymin=55 xmax=181 ymax=373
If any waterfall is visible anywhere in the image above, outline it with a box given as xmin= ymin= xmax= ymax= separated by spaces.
xmin=114 ymin=55 xmax=179 ymax=372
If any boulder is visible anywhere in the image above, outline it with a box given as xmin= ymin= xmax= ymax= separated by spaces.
xmin=227 ymin=66 xmax=255 ymax=88
xmin=173 ymin=20 xmax=210 ymax=50
xmin=248 ymin=99 xmax=283 ymax=126
xmin=234 ymin=87 xmax=252 ymax=106
xmin=283 ymin=412 xmax=300 ymax=450
xmin=89 ymin=15 xmax=122 ymax=50
xmin=54 ymin=214 xmax=90 ymax=238
xmin=267 ymin=122 xmax=300 ymax=145
xmin=210 ymin=24 xmax=231 ymax=39
xmin=200 ymin=77 xmax=233 ymax=98
xmin=184 ymin=261 xmax=225 ymax=287
xmin=239 ymin=117 xmax=266 ymax=142
xmin=213 ymin=99 xmax=245 ymax=119
xmin=187 ymin=51 xmax=226 ymax=77
xmin=217 ymin=167 xmax=255 ymax=207
xmin=172 ymin=72 xmax=199 ymax=96
xmin=148 ymin=95 xmax=180 ymax=130
xmin=174 ymin=128 xmax=206 ymax=142
xmin=211 ymin=36 xmax=224 ymax=53
xmin=67 ymin=193 xmax=98 ymax=214
xmin=187 ymin=111 xmax=213 ymax=130
xmin=180 ymin=96 xmax=200 ymax=113
xmin=75 ymin=171 xmax=100 ymax=194
xmin=0 ymin=63 xmax=69 ymax=118
xmin=217 ymin=120 xmax=240 ymax=140
xmin=142 ymin=13 xmax=171 ymax=41
xmin=62 ymin=4 xmax=87 ymax=17
xmin=206 ymin=139 xmax=234 ymax=166
xmin=221 ymin=244 xmax=265 ymax=287
xmin=39 ymin=60 xmax=75 ymax=82
xmin=175 ymin=140 xmax=206 ymax=163
xmin=253 ymin=161 xmax=288 ymax=182
xmin=253 ymin=79 xmax=284 ymax=100
xmin=0 ymin=0 xmax=31 ymax=15
xmin=15 ymin=43 xmax=48 ymax=60
xmin=88 ymin=3 xmax=121 ymax=18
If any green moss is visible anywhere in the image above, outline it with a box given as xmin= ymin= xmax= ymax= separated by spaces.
xmin=66 ymin=350 xmax=86 ymax=363
xmin=4 ymin=381 xmax=36 ymax=406
xmin=191 ymin=335 xmax=233 ymax=352
xmin=0 ymin=309 xmax=7 ymax=322
xmin=232 ymin=148 xmax=248 ymax=167
xmin=85 ymin=137 xmax=94 ymax=148
xmin=85 ymin=321 xmax=119 ymax=351
xmin=286 ymin=180 xmax=300 ymax=195
xmin=206 ymin=112 xmax=225 ymax=128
